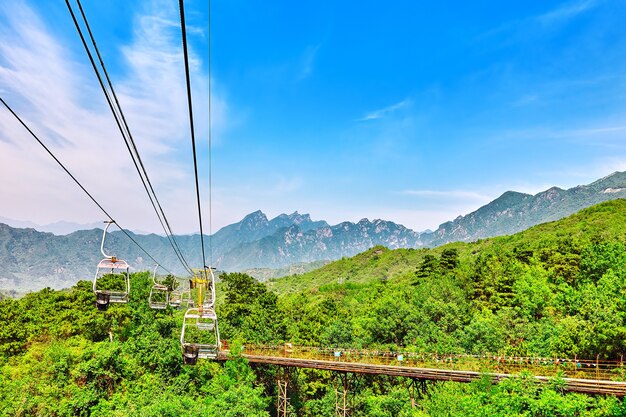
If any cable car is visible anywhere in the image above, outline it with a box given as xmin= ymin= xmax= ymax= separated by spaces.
xmin=169 ymin=278 xmax=192 ymax=308
xmin=169 ymin=289 xmax=182 ymax=308
xmin=180 ymin=267 xmax=220 ymax=364
xmin=148 ymin=264 xmax=169 ymax=309
xmin=93 ymin=221 xmax=130 ymax=311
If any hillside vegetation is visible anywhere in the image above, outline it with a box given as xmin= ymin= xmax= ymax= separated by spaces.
xmin=256 ymin=200 xmax=626 ymax=359
xmin=2 ymin=200 xmax=626 ymax=415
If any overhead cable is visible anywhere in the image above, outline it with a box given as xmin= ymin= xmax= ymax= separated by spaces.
xmin=178 ymin=0 xmax=208 ymax=269
xmin=0 ymin=96 xmax=174 ymax=275
xmin=207 ymin=0 xmax=213 ymax=265
xmin=65 ymin=0 xmax=193 ymax=275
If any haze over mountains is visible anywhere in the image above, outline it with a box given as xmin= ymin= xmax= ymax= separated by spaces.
xmin=1 ymin=172 xmax=626 ymax=291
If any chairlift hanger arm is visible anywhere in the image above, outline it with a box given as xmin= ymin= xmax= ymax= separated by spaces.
xmin=100 ymin=220 xmax=114 ymax=259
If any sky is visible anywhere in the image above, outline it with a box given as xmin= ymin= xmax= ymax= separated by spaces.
xmin=1 ymin=0 xmax=626 ymax=235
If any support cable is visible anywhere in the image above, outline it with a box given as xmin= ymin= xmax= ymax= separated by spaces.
xmin=65 ymin=0 xmax=193 ymax=275
xmin=207 ymin=0 xmax=213 ymax=266
xmin=0 ymin=97 xmax=173 ymax=275
xmin=178 ymin=0 xmax=207 ymax=269
xmin=72 ymin=0 xmax=193 ymax=275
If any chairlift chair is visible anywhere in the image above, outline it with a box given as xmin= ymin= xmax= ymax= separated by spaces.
xmin=148 ymin=264 xmax=169 ymax=309
xmin=169 ymin=281 xmax=192 ymax=308
xmin=169 ymin=290 xmax=182 ymax=307
xmin=93 ymin=221 xmax=130 ymax=310
xmin=181 ymin=288 xmax=193 ymax=307
xmin=180 ymin=307 xmax=220 ymax=363
xmin=193 ymin=267 xmax=216 ymax=310
xmin=180 ymin=266 xmax=220 ymax=364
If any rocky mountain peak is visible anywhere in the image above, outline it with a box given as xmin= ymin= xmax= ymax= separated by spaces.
xmin=239 ymin=210 xmax=268 ymax=230
xmin=424 ymin=171 xmax=626 ymax=247
xmin=286 ymin=211 xmax=312 ymax=224
xmin=588 ymin=171 xmax=626 ymax=191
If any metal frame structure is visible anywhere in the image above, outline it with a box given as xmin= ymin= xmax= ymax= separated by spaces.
xmin=333 ymin=372 xmax=352 ymax=417
xmin=169 ymin=279 xmax=192 ymax=308
xmin=169 ymin=289 xmax=182 ymax=307
xmin=93 ymin=221 xmax=130 ymax=310
xmin=148 ymin=264 xmax=169 ymax=309
xmin=180 ymin=267 xmax=221 ymax=363
xmin=277 ymin=367 xmax=292 ymax=417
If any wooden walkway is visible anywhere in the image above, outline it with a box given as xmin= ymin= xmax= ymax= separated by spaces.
xmin=218 ymin=346 xmax=626 ymax=396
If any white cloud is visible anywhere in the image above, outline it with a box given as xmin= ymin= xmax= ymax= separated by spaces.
xmin=358 ymin=99 xmax=410 ymax=122
xmin=0 ymin=0 xmax=231 ymax=234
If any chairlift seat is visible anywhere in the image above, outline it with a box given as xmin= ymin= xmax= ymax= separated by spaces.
xmin=95 ymin=292 xmax=110 ymax=311
xmin=182 ymin=344 xmax=199 ymax=365
xmin=97 ymin=258 xmax=130 ymax=270
xmin=181 ymin=307 xmax=220 ymax=364
xmin=200 ymin=307 xmax=217 ymax=320
xmin=169 ymin=290 xmax=182 ymax=307
xmin=107 ymin=292 xmax=129 ymax=303
xmin=198 ymin=344 xmax=218 ymax=359
xmin=149 ymin=283 xmax=169 ymax=310
xmin=94 ymin=258 xmax=130 ymax=306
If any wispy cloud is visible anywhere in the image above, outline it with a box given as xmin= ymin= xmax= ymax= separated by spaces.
xmin=512 ymin=94 xmax=540 ymax=107
xmin=358 ymin=99 xmax=411 ymax=122
xmin=297 ymin=44 xmax=320 ymax=81
xmin=478 ymin=0 xmax=601 ymax=42
xmin=270 ymin=176 xmax=304 ymax=195
xmin=400 ymin=189 xmax=493 ymax=202
xmin=537 ymin=0 xmax=599 ymax=25
xmin=562 ymin=125 xmax=626 ymax=136
xmin=0 ymin=0 xmax=231 ymax=233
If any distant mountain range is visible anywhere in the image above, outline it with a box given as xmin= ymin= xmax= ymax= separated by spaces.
xmin=421 ymin=171 xmax=626 ymax=246
xmin=0 ymin=217 xmax=150 ymax=235
xmin=2 ymin=172 xmax=626 ymax=291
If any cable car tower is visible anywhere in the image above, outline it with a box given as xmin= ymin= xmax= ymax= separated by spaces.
xmin=180 ymin=266 xmax=220 ymax=364
xmin=93 ymin=220 xmax=130 ymax=311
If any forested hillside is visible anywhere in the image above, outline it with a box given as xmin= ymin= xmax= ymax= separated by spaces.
xmin=2 ymin=200 xmax=626 ymax=415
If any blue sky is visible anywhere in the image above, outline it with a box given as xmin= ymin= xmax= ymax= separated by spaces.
xmin=0 ymin=0 xmax=625 ymax=234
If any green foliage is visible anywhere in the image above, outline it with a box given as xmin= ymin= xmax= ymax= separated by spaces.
xmin=415 ymin=374 xmax=626 ymax=417
xmin=3 ymin=201 xmax=626 ymax=414
xmin=0 ymin=273 xmax=269 ymax=416
xmin=219 ymin=272 xmax=286 ymax=343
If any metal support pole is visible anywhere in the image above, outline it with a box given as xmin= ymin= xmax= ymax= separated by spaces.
xmin=405 ymin=378 xmax=428 ymax=409
xmin=333 ymin=372 xmax=351 ymax=417
xmin=277 ymin=368 xmax=290 ymax=417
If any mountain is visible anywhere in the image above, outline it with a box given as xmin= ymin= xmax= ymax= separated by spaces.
xmin=3 ymin=172 xmax=626 ymax=292
xmin=210 ymin=210 xmax=328 ymax=256
xmin=422 ymin=171 xmax=626 ymax=246
xmin=216 ymin=218 xmax=423 ymax=270
xmin=268 ymin=198 xmax=626 ymax=295
xmin=0 ymin=216 xmax=146 ymax=235
xmin=0 ymin=213 xmax=419 ymax=291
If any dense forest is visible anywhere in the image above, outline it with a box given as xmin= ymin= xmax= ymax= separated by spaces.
xmin=3 ymin=200 xmax=626 ymax=415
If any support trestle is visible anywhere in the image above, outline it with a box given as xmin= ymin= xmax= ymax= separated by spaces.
xmin=333 ymin=372 xmax=352 ymax=417
xmin=405 ymin=378 xmax=428 ymax=409
xmin=277 ymin=367 xmax=290 ymax=417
